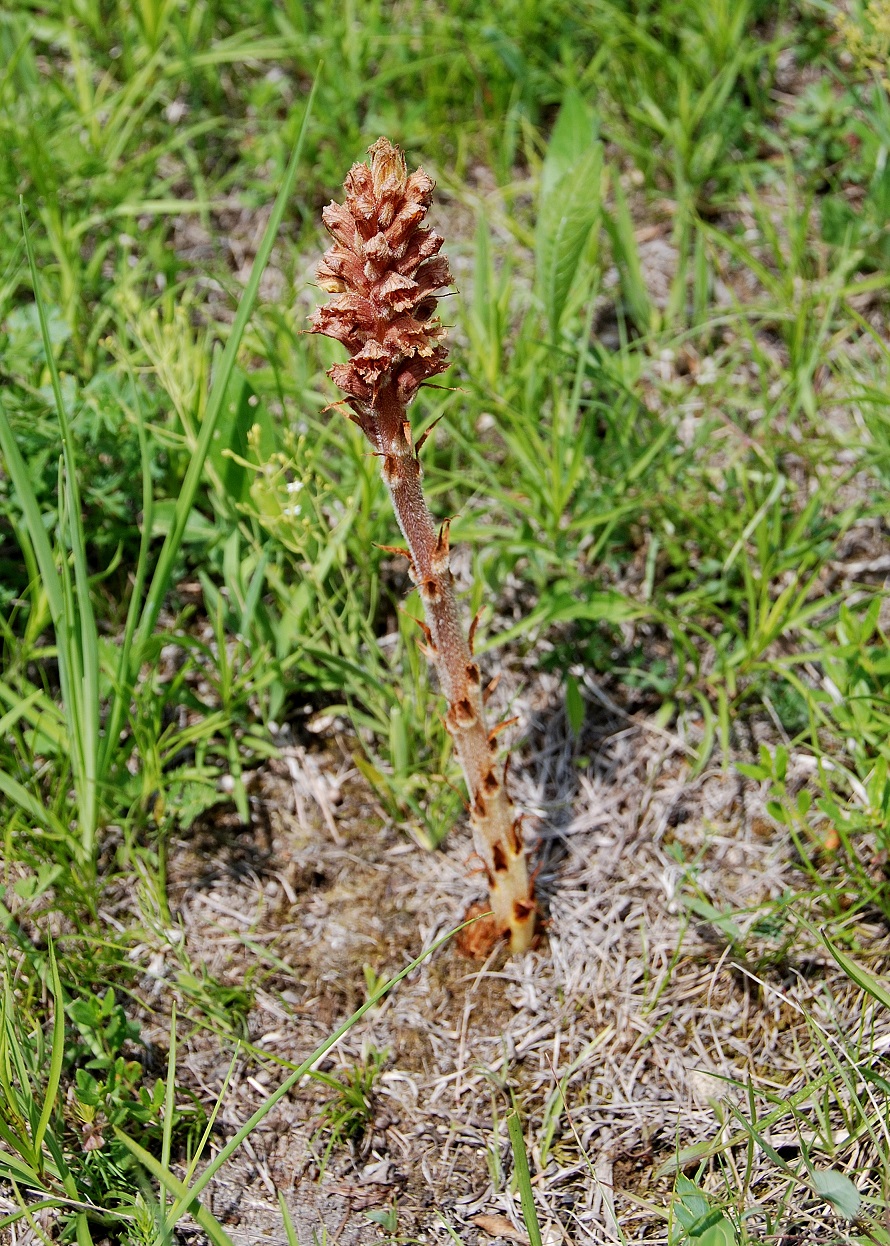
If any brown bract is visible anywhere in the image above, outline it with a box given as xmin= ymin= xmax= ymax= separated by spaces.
xmin=309 ymin=138 xmax=453 ymax=446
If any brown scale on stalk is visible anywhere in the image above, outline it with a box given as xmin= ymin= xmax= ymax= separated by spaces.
xmin=309 ymin=138 xmax=536 ymax=954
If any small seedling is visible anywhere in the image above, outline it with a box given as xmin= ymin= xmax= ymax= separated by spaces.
xmin=366 ymin=1199 xmax=400 ymax=1239
xmin=310 ymin=1045 xmax=388 ymax=1172
xmin=310 ymin=139 xmax=536 ymax=953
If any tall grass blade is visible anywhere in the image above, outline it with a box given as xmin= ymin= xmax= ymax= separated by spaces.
xmin=99 ymin=370 xmax=155 ymax=775
xmin=506 ymin=1109 xmax=543 ymax=1246
xmin=128 ymin=73 xmax=319 ymax=672
xmin=0 ymin=207 xmax=103 ymax=861
xmin=32 ymin=942 xmax=64 ymax=1163
xmin=279 ymin=1192 xmax=302 ymax=1246
xmin=160 ymin=1001 xmax=177 ymax=1225
xmin=606 ymin=176 xmax=654 ymax=334
xmin=112 ymin=1132 xmax=238 ymax=1246
xmin=822 ymin=934 xmax=890 ymax=1012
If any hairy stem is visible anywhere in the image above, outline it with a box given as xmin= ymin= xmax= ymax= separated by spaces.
xmin=375 ymin=390 xmax=535 ymax=952
xmin=309 ymin=137 xmax=536 ymax=952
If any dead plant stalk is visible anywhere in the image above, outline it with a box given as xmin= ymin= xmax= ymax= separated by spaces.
xmin=309 ymin=138 xmax=536 ymax=953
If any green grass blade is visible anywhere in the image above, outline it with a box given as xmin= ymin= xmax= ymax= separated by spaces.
xmin=129 ymin=74 xmax=319 ymax=669
xmin=822 ymin=935 xmax=890 ymax=1012
xmin=279 ymin=1192 xmax=301 ymax=1246
xmin=74 ymin=1210 xmax=94 ymax=1246
xmin=0 ymin=399 xmax=64 ymax=624
xmin=98 ymin=367 xmax=155 ymax=777
xmin=506 ymin=1110 xmax=543 ymax=1246
xmin=20 ymin=206 xmax=100 ymax=852
xmin=32 ymin=942 xmax=65 ymax=1161
xmin=606 ymin=175 xmax=654 ymax=334
xmin=0 ymin=1152 xmax=44 ymax=1186
xmin=113 ymin=1131 xmax=238 ymax=1246
xmin=0 ymin=771 xmax=68 ymax=838
xmin=160 ymin=1001 xmax=177 ymax=1223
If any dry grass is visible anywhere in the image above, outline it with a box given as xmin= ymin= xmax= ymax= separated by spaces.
xmin=97 ymin=674 xmax=889 ymax=1246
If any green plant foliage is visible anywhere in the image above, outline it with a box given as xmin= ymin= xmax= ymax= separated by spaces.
xmin=0 ymin=949 xmax=203 ymax=1237
xmin=310 ymin=1046 xmax=388 ymax=1173
xmin=1 ymin=0 xmax=890 ymax=1236
xmin=670 ymin=1175 xmax=738 ymax=1246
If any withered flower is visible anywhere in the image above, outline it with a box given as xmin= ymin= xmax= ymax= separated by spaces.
xmin=310 ymin=138 xmax=453 ymax=445
xmin=310 ymin=139 xmax=536 ymax=954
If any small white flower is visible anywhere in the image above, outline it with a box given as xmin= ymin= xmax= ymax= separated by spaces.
xmin=282 ymin=504 xmax=302 ymax=517
xmin=285 ymin=480 xmax=304 ymax=494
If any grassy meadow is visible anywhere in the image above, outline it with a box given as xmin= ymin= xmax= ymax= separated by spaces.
xmin=2 ymin=0 xmax=890 ymax=1242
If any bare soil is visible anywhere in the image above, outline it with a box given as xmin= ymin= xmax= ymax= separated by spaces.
xmin=128 ymin=678 xmax=889 ymax=1246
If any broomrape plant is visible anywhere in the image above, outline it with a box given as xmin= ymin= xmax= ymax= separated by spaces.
xmin=310 ymin=139 xmax=536 ymax=953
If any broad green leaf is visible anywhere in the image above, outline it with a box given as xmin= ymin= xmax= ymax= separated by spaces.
xmin=537 ymin=144 xmax=603 ymax=334
xmin=697 ymin=1219 xmax=737 ymax=1246
xmin=537 ymin=89 xmax=603 ymax=334
xmin=150 ymin=501 xmax=219 ymax=543
xmin=540 ymin=88 xmax=599 ymax=202
xmin=811 ymin=1169 xmax=861 ymax=1220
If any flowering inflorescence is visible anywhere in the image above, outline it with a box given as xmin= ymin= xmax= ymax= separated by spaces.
xmin=310 ymin=139 xmax=453 ymax=448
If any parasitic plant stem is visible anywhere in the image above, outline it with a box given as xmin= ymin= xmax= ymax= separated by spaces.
xmin=309 ymin=139 xmax=535 ymax=953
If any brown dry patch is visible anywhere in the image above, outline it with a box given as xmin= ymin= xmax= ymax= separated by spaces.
xmin=109 ymin=696 xmax=890 ymax=1246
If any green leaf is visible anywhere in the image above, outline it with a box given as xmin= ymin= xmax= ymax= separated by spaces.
xmin=822 ymin=936 xmax=890 ymax=1012
xmin=540 ymin=88 xmax=599 ymax=200
xmin=0 ymin=770 xmax=68 ymax=838
xmin=674 ymin=1174 xmax=709 ymax=1227
xmin=537 ymin=147 xmax=602 ymax=334
xmin=811 ymin=1169 xmax=861 ymax=1220
xmin=697 ymin=1219 xmax=737 ymax=1246
xmin=565 ymin=675 xmax=585 ymax=736
xmin=279 ymin=1191 xmax=301 ymax=1246
xmin=490 ymin=589 xmax=645 ymax=651
xmin=33 ymin=942 xmax=65 ymax=1160
xmin=536 ymin=89 xmax=603 ymax=334
xmin=682 ymin=897 xmax=742 ymax=944
xmin=0 ymin=1148 xmax=44 ymax=1187
xmin=22 ymin=204 xmax=101 ymax=855
xmin=149 ymin=501 xmax=219 ymax=543
xmin=507 ymin=1110 xmax=543 ymax=1246
xmin=113 ymin=1131 xmax=238 ymax=1246
xmin=605 ymin=176 xmax=653 ymax=334
xmin=736 ymin=762 xmax=768 ymax=781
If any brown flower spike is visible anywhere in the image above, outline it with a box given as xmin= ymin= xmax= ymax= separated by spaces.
xmin=310 ymin=139 xmax=536 ymax=953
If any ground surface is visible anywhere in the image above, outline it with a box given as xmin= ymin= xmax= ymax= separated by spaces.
xmin=114 ymin=678 xmax=887 ymax=1246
